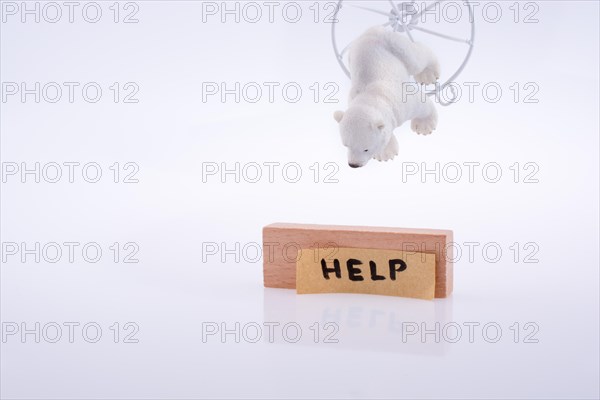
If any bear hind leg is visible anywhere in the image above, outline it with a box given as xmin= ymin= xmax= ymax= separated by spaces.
xmin=414 ymin=60 xmax=440 ymax=85
xmin=411 ymin=43 xmax=440 ymax=85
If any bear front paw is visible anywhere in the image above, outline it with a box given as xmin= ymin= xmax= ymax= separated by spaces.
xmin=374 ymin=135 xmax=399 ymax=162
xmin=411 ymin=114 xmax=438 ymax=136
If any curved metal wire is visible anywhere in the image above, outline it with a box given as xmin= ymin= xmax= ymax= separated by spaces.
xmin=331 ymin=0 xmax=475 ymax=106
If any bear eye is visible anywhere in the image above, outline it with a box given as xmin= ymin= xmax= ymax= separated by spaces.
xmin=364 ymin=149 xmax=369 ymax=152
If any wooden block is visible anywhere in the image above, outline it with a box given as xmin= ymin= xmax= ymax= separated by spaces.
xmin=263 ymin=223 xmax=453 ymax=298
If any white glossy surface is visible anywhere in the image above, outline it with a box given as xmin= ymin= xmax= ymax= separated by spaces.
xmin=1 ymin=1 xmax=598 ymax=398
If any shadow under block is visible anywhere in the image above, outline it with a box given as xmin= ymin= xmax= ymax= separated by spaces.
xmin=263 ymin=223 xmax=453 ymax=298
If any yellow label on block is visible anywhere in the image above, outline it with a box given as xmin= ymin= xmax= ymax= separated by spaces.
xmin=296 ymin=247 xmax=436 ymax=300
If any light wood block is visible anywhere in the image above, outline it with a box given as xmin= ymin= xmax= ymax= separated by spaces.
xmin=263 ymin=222 xmax=453 ymax=298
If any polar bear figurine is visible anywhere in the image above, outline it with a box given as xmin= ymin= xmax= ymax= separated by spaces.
xmin=333 ymin=26 xmax=440 ymax=168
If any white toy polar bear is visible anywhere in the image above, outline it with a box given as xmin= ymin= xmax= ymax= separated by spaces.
xmin=333 ymin=26 xmax=440 ymax=168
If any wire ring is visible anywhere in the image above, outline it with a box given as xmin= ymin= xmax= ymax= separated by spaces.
xmin=331 ymin=0 xmax=475 ymax=106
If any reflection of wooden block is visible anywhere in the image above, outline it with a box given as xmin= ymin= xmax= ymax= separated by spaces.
xmin=263 ymin=223 xmax=454 ymax=298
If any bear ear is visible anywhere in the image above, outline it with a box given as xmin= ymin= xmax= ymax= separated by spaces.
xmin=333 ymin=110 xmax=344 ymax=123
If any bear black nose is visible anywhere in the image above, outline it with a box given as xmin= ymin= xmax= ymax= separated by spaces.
xmin=348 ymin=163 xmax=361 ymax=168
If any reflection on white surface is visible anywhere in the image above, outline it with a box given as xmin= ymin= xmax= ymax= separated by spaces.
xmin=264 ymin=288 xmax=453 ymax=355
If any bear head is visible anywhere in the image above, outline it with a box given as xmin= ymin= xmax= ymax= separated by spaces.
xmin=333 ymin=106 xmax=392 ymax=168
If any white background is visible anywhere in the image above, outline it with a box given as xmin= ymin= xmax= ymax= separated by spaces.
xmin=1 ymin=1 xmax=599 ymax=399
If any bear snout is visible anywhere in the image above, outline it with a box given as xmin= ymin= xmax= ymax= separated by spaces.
xmin=348 ymin=163 xmax=363 ymax=168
